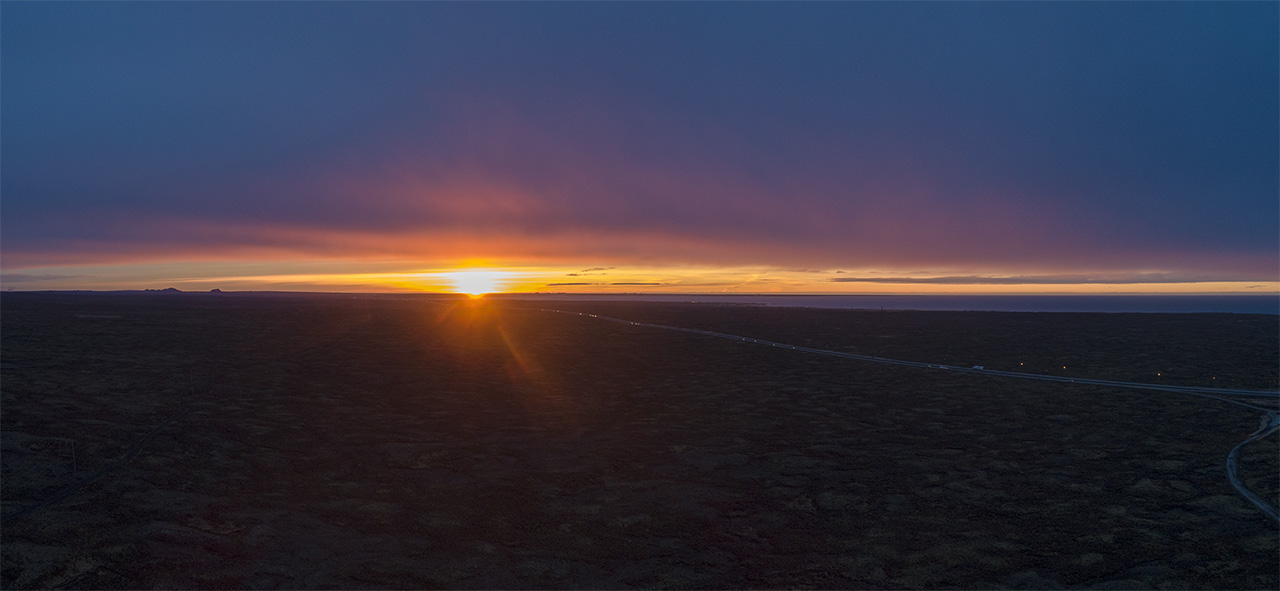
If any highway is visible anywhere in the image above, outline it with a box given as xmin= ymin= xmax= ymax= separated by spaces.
xmin=545 ymin=309 xmax=1279 ymax=400
xmin=1227 ymin=411 xmax=1280 ymax=522
xmin=543 ymin=307 xmax=1280 ymax=522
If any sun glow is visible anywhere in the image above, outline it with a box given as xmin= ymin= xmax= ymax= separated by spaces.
xmin=445 ymin=270 xmax=509 ymax=296
xmin=6 ymin=259 xmax=1273 ymax=295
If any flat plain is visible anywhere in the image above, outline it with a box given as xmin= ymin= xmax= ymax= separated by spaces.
xmin=2 ymin=292 xmax=1277 ymax=589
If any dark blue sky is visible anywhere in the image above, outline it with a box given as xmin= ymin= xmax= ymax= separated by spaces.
xmin=3 ymin=2 xmax=1276 ymax=290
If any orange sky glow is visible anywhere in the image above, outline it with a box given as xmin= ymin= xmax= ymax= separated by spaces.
xmin=3 ymin=3 xmax=1276 ymax=297
xmin=5 ymin=257 xmax=1274 ymax=296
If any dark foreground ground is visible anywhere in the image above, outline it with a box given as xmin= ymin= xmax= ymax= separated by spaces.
xmin=2 ymin=292 xmax=1277 ymax=589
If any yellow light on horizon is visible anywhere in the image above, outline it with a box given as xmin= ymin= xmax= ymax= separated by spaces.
xmin=445 ymin=270 xmax=509 ymax=296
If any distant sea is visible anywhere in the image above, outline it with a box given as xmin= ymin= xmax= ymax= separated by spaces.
xmin=503 ymin=294 xmax=1280 ymax=315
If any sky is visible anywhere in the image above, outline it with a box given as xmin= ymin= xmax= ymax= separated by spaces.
xmin=3 ymin=2 xmax=1277 ymax=294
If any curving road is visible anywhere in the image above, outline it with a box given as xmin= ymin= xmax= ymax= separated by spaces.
xmin=543 ymin=307 xmax=1280 ymax=522
xmin=1226 ymin=411 xmax=1280 ymax=522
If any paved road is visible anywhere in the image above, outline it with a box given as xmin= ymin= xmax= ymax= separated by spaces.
xmin=1227 ymin=411 xmax=1280 ymax=522
xmin=544 ymin=307 xmax=1280 ymax=522
xmin=545 ymin=309 xmax=1279 ymax=400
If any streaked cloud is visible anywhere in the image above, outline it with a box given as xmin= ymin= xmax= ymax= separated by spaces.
xmin=1 ymin=2 xmax=1275 ymax=293
xmin=0 ymin=273 xmax=82 ymax=283
xmin=830 ymin=273 xmax=1272 ymax=285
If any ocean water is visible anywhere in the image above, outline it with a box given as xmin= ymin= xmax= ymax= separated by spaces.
xmin=502 ymin=294 xmax=1280 ymax=315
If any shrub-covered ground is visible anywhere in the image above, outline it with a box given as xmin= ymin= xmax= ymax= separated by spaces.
xmin=3 ymin=293 xmax=1276 ymax=589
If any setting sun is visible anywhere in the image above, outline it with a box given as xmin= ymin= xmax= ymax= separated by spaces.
xmin=445 ymin=270 xmax=508 ymax=296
